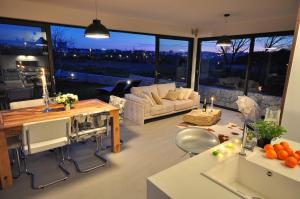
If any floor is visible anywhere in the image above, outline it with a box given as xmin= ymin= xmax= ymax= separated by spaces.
xmin=0 ymin=108 xmax=243 ymax=199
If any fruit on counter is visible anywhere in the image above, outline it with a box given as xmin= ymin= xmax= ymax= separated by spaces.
xmin=264 ymin=144 xmax=274 ymax=152
xmin=285 ymin=156 xmax=298 ymax=168
xmin=290 ymin=153 xmax=300 ymax=161
xmin=284 ymin=147 xmax=294 ymax=156
xmin=265 ymin=150 xmax=277 ymax=159
xmin=264 ymin=142 xmax=300 ymax=168
xmin=273 ymin=144 xmax=284 ymax=152
xmin=280 ymin=141 xmax=289 ymax=148
xmin=212 ymin=150 xmax=219 ymax=156
xmin=277 ymin=150 xmax=289 ymax=160
xmin=295 ymin=150 xmax=300 ymax=157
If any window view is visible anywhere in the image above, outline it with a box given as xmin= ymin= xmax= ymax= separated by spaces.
xmin=198 ymin=34 xmax=293 ymax=111
xmin=0 ymin=22 xmax=51 ymax=105
xmin=158 ymin=38 xmax=190 ymax=87
xmin=199 ymin=38 xmax=250 ymax=108
xmin=51 ymin=25 xmax=156 ymax=99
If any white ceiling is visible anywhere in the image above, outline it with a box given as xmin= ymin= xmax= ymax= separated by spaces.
xmin=24 ymin=0 xmax=300 ymax=27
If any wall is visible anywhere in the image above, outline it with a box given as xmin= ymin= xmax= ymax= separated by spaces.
xmin=0 ymin=55 xmax=48 ymax=69
xmin=281 ymin=9 xmax=300 ymax=142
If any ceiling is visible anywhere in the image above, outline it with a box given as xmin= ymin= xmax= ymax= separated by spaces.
xmin=24 ymin=0 xmax=299 ymax=27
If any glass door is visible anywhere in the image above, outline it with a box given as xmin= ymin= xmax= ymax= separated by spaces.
xmin=156 ymin=38 xmax=191 ymax=87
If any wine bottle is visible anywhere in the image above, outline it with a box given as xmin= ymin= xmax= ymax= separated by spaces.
xmin=203 ymin=98 xmax=207 ymax=112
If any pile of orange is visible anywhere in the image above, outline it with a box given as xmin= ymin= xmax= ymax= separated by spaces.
xmin=264 ymin=141 xmax=300 ymax=168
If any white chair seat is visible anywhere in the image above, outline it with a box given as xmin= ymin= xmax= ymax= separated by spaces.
xmin=23 ymin=137 xmax=68 ymax=155
xmin=70 ymin=127 xmax=107 ymax=140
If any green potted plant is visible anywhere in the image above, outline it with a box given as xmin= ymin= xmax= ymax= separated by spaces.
xmin=253 ymin=120 xmax=286 ymax=148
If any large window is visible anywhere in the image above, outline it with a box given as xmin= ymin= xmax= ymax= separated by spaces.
xmin=197 ymin=32 xmax=293 ymax=111
xmin=51 ymin=25 xmax=156 ymax=99
xmin=0 ymin=20 xmax=51 ymax=103
xmin=158 ymin=38 xmax=190 ymax=87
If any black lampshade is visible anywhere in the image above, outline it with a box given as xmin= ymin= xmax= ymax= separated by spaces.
xmin=216 ymin=36 xmax=232 ymax=47
xmin=85 ymin=19 xmax=110 ymax=39
xmin=35 ymin=37 xmax=48 ymax=46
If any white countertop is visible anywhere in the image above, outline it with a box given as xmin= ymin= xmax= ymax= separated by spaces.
xmin=147 ymin=138 xmax=300 ymax=199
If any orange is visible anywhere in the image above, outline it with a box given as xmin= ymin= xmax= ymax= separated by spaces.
xmin=264 ymin=144 xmax=274 ymax=152
xmin=290 ymin=153 xmax=300 ymax=161
xmin=295 ymin=150 xmax=300 ymax=157
xmin=280 ymin=141 xmax=289 ymax=148
xmin=277 ymin=150 xmax=289 ymax=160
xmin=273 ymin=144 xmax=284 ymax=152
xmin=265 ymin=150 xmax=277 ymax=159
xmin=285 ymin=156 xmax=298 ymax=168
xmin=285 ymin=147 xmax=294 ymax=156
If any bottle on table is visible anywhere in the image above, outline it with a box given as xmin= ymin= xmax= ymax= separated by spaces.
xmin=203 ymin=98 xmax=207 ymax=112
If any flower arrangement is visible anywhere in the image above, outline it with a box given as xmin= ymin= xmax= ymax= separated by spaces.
xmin=55 ymin=93 xmax=78 ymax=110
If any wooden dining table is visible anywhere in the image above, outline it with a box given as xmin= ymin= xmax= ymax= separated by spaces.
xmin=0 ymin=99 xmax=121 ymax=190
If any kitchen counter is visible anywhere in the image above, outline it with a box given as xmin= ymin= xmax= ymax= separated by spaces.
xmin=147 ymin=138 xmax=300 ymax=199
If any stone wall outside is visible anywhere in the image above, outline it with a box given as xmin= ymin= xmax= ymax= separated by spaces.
xmin=198 ymin=85 xmax=281 ymax=113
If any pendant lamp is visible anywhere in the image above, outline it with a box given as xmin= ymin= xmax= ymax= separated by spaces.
xmin=216 ymin=14 xmax=232 ymax=47
xmin=85 ymin=0 xmax=110 ymax=39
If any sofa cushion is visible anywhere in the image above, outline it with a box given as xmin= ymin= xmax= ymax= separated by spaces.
xmin=174 ymin=99 xmax=194 ymax=111
xmin=150 ymin=103 xmax=174 ymax=116
xmin=165 ymin=90 xmax=178 ymax=101
xmin=131 ymin=85 xmax=158 ymax=96
xmin=151 ymin=92 xmax=162 ymax=105
xmin=157 ymin=83 xmax=176 ymax=98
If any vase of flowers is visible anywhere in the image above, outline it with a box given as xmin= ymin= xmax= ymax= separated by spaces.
xmin=253 ymin=120 xmax=286 ymax=148
xmin=55 ymin=93 xmax=78 ymax=111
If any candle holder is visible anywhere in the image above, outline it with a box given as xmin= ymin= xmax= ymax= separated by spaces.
xmin=210 ymin=97 xmax=214 ymax=112
xmin=41 ymin=68 xmax=51 ymax=113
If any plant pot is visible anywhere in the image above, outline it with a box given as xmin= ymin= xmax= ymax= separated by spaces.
xmin=64 ymin=104 xmax=71 ymax=111
xmin=257 ymin=138 xmax=272 ymax=148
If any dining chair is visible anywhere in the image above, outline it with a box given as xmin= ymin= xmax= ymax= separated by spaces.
xmin=6 ymin=98 xmax=45 ymax=179
xmin=9 ymin=98 xmax=44 ymax=109
xmin=69 ymin=111 xmax=109 ymax=173
xmin=109 ymin=95 xmax=126 ymax=120
xmin=105 ymin=95 xmax=126 ymax=148
xmin=22 ymin=117 xmax=71 ymax=189
xmin=7 ymin=98 xmax=45 ymax=178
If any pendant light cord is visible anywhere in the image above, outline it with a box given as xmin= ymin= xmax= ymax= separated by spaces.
xmin=95 ymin=0 xmax=98 ymax=19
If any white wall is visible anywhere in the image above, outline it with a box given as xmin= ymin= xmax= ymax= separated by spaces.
xmin=0 ymin=0 xmax=296 ymax=38
xmin=282 ymin=23 xmax=300 ymax=142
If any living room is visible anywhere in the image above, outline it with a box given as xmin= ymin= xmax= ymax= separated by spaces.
xmin=0 ymin=0 xmax=300 ymax=199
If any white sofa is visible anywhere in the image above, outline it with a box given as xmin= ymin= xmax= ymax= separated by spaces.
xmin=124 ymin=83 xmax=200 ymax=125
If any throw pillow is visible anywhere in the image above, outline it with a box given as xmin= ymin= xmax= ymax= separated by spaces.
xmin=184 ymin=88 xmax=193 ymax=100
xmin=139 ymin=92 xmax=156 ymax=106
xmin=165 ymin=90 xmax=178 ymax=101
xmin=176 ymin=88 xmax=185 ymax=100
xmin=151 ymin=92 xmax=162 ymax=105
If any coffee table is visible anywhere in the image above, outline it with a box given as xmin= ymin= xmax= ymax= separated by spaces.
xmin=183 ymin=109 xmax=221 ymax=126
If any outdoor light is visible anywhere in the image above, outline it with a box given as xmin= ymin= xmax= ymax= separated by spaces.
xmin=85 ymin=0 xmax=110 ymax=39
xmin=216 ymin=14 xmax=232 ymax=47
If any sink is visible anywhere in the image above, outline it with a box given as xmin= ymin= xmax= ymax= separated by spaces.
xmin=202 ymin=155 xmax=300 ymax=199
